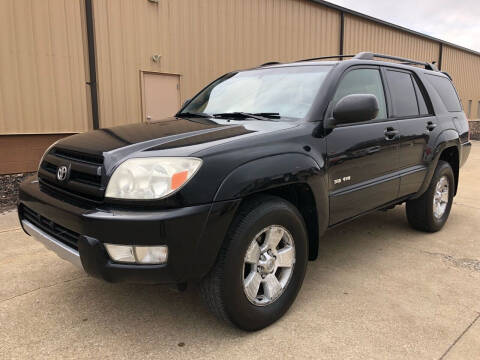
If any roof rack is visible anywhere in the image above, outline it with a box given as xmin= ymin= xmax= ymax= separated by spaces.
xmin=441 ymin=71 xmax=452 ymax=80
xmin=260 ymin=61 xmax=282 ymax=67
xmin=297 ymin=54 xmax=355 ymax=62
xmin=295 ymin=51 xmax=439 ymax=71
xmin=353 ymin=52 xmax=439 ymax=71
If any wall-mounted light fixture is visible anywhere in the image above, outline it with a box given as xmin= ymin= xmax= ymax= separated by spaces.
xmin=148 ymin=0 xmax=160 ymax=3
xmin=152 ymin=55 xmax=161 ymax=63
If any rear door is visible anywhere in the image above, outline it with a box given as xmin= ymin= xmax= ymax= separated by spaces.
xmin=424 ymin=73 xmax=469 ymax=143
xmin=327 ymin=67 xmax=400 ymax=224
xmin=383 ymin=68 xmax=435 ymax=197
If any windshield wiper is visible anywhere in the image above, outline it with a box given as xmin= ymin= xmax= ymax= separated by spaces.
xmin=252 ymin=112 xmax=281 ymax=119
xmin=177 ymin=111 xmax=210 ymax=118
xmin=213 ymin=112 xmax=279 ymax=121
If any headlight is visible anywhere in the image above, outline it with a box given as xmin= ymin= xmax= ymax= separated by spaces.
xmin=105 ymin=157 xmax=202 ymax=199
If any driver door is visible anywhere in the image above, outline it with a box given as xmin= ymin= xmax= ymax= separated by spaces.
xmin=326 ymin=67 xmax=400 ymax=224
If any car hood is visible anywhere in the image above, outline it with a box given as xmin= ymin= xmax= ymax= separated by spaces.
xmin=54 ymin=117 xmax=297 ymax=163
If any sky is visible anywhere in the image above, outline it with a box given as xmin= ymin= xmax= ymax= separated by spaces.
xmin=327 ymin=0 xmax=480 ymax=52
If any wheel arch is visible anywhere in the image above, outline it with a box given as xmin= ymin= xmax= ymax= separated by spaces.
xmin=213 ymin=153 xmax=329 ymax=260
xmin=414 ymin=130 xmax=460 ymax=198
xmin=439 ymin=146 xmax=459 ymax=195
xmin=255 ymin=183 xmax=320 ymax=260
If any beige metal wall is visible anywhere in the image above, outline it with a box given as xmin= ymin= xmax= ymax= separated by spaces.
xmin=0 ymin=0 xmax=90 ymax=134
xmin=343 ymin=14 xmax=440 ymax=65
xmin=92 ymin=0 xmax=340 ymax=128
xmin=442 ymin=46 xmax=480 ymax=119
xmin=1 ymin=0 xmax=480 ymax=136
xmin=343 ymin=14 xmax=480 ymax=119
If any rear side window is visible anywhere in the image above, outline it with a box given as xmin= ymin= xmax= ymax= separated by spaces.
xmin=333 ymin=68 xmax=387 ymax=120
xmin=412 ymin=79 xmax=430 ymax=116
xmin=386 ymin=70 xmax=419 ymax=117
xmin=425 ymin=74 xmax=462 ymax=112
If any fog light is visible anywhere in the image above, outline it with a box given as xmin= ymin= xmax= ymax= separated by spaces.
xmin=135 ymin=246 xmax=168 ymax=264
xmin=104 ymin=244 xmax=135 ymax=263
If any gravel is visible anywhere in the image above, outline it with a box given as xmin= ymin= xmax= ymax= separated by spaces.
xmin=0 ymin=172 xmax=35 ymax=213
xmin=470 ymin=120 xmax=480 ymax=140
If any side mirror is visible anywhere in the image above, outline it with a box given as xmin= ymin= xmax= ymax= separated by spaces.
xmin=329 ymin=94 xmax=379 ymax=127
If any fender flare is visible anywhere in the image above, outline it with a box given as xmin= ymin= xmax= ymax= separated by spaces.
xmin=214 ymin=153 xmax=329 ymax=258
xmin=414 ymin=129 xmax=460 ymax=198
xmin=214 ymin=153 xmax=326 ymax=200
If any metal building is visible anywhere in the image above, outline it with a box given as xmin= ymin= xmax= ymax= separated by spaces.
xmin=1 ymin=0 xmax=479 ymax=175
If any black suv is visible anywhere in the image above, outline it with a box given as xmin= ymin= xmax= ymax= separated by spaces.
xmin=18 ymin=52 xmax=471 ymax=331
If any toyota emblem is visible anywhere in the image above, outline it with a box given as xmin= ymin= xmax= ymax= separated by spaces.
xmin=57 ymin=165 xmax=69 ymax=181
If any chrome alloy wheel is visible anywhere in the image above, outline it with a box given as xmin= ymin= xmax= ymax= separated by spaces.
xmin=242 ymin=225 xmax=295 ymax=306
xmin=433 ymin=175 xmax=449 ymax=219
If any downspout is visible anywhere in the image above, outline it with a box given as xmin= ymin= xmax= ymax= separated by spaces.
xmin=339 ymin=11 xmax=345 ymax=60
xmin=438 ymin=42 xmax=443 ymax=71
xmin=85 ymin=0 xmax=100 ymax=129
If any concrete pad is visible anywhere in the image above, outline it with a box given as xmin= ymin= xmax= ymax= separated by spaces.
xmin=0 ymin=141 xmax=479 ymax=359
xmin=0 ymin=209 xmax=20 ymax=233
xmin=444 ymin=315 xmax=480 ymax=359
xmin=0 ymin=228 xmax=84 ymax=302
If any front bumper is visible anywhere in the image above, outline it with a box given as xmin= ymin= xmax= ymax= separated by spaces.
xmin=22 ymin=218 xmax=83 ymax=268
xmin=18 ymin=176 xmax=240 ymax=284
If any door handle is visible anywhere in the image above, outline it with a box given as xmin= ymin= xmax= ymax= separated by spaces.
xmin=426 ymin=121 xmax=437 ymax=131
xmin=384 ymin=127 xmax=399 ymax=140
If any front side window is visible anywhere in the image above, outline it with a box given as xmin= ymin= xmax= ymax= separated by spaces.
xmin=333 ymin=68 xmax=387 ymax=120
xmin=386 ymin=70 xmax=419 ymax=117
xmin=181 ymin=66 xmax=332 ymax=120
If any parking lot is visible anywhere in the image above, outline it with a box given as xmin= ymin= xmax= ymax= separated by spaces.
xmin=1 ymin=142 xmax=479 ymax=359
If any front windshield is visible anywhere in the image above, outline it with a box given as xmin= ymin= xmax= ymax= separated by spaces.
xmin=181 ymin=65 xmax=332 ymax=120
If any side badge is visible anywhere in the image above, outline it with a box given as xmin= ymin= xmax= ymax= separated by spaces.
xmin=334 ymin=176 xmax=351 ymax=185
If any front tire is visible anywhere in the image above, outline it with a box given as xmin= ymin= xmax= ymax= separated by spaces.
xmin=200 ymin=195 xmax=308 ymax=331
xmin=406 ymin=160 xmax=454 ymax=232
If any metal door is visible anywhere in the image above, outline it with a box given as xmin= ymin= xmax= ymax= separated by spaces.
xmin=143 ymin=73 xmax=180 ymax=122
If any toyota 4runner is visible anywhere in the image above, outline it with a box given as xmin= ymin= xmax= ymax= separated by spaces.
xmin=18 ymin=52 xmax=471 ymax=331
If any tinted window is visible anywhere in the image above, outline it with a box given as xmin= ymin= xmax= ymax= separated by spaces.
xmin=333 ymin=68 xmax=387 ymax=119
xmin=425 ymin=74 xmax=462 ymax=112
xmin=386 ymin=70 xmax=419 ymax=117
xmin=412 ymin=78 xmax=430 ymax=115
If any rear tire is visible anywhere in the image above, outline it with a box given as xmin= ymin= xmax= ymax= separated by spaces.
xmin=200 ymin=195 xmax=308 ymax=331
xmin=406 ymin=160 xmax=454 ymax=232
